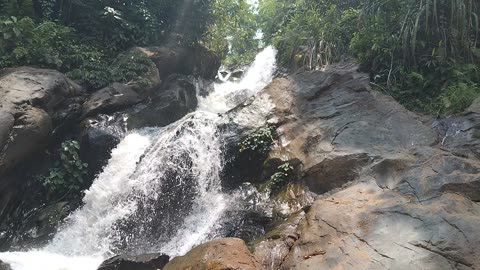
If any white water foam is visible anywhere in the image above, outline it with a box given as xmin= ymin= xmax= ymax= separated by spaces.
xmin=0 ymin=46 xmax=277 ymax=270
xmin=198 ymin=46 xmax=277 ymax=113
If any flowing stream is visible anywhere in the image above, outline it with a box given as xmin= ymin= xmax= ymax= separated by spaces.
xmin=0 ymin=47 xmax=277 ymax=270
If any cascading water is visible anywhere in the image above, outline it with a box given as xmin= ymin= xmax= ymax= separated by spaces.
xmin=0 ymin=46 xmax=277 ymax=270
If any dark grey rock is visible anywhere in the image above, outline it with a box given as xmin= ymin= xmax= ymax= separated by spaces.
xmin=97 ymin=253 xmax=169 ymax=270
xmin=135 ymin=46 xmax=220 ymax=80
xmin=0 ymin=260 xmax=11 ymax=270
xmin=79 ymin=121 xmax=121 ymax=177
xmin=12 ymin=202 xmax=70 ymax=248
xmin=127 ymin=74 xmax=198 ymax=129
xmin=82 ymin=83 xmax=139 ymax=118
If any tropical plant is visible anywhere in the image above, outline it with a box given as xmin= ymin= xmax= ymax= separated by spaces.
xmin=266 ymin=162 xmax=294 ymax=192
xmin=258 ymin=0 xmax=361 ymax=68
xmin=39 ymin=140 xmax=88 ymax=194
xmin=239 ymin=126 xmax=275 ymax=154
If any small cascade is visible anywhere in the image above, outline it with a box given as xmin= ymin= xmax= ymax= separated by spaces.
xmin=0 ymin=46 xmax=277 ymax=270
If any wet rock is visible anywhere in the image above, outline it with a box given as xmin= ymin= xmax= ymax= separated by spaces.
xmin=11 ymin=202 xmax=70 ymax=248
xmin=163 ymin=238 xmax=262 ymax=270
xmin=127 ymin=74 xmax=198 ymax=129
xmin=270 ymin=182 xmax=316 ymax=217
xmin=82 ymin=83 xmax=139 ymax=118
xmin=230 ymin=69 xmax=245 ymax=81
xmin=221 ymin=144 xmax=270 ymax=189
xmin=0 ymin=260 xmax=11 ymax=270
xmin=79 ymin=118 xmax=122 ymax=177
xmin=97 ymin=253 xmax=169 ymax=270
xmin=304 ymin=153 xmax=371 ymax=193
xmin=225 ymin=88 xmax=250 ymax=108
xmin=0 ymin=67 xmax=84 ymax=250
xmin=217 ymin=210 xmax=272 ymax=243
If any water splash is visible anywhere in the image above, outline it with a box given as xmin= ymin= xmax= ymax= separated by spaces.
xmin=0 ymin=46 xmax=277 ymax=270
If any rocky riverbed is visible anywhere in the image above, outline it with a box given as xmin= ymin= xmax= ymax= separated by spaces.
xmin=1 ymin=51 xmax=479 ymax=270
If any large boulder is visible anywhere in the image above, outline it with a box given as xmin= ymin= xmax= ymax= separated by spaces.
xmin=0 ymin=67 xmax=84 ymax=249
xmin=97 ymin=253 xmax=169 ymax=270
xmin=114 ymin=49 xmax=162 ymax=96
xmin=127 ymin=74 xmax=198 ymax=129
xmin=82 ymin=83 xmax=139 ymax=118
xmin=252 ymin=211 xmax=305 ymax=270
xmin=260 ymin=63 xmax=435 ymax=193
xmin=264 ymin=149 xmax=480 ymax=270
xmin=235 ymin=62 xmax=480 ymax=269
xmin=79 ymin=116 xmax=123 ymax=177
xmin=163 ymin=238 xmax=262 ymax=270
xmin=134 ymin=46 xmax=220 ymax=80
xmin=0 ymin=67 xmax=84 ymax=175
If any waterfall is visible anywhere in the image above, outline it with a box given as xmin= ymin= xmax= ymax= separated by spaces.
xmin=0 ymin=46 xmax=277 ymax=270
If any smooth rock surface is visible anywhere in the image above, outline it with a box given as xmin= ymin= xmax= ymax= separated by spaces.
xmin=0 ymin=67 xmax=84 ymax=249
xmin=82 ymin=83 xmax=139 ymax=118
xmin=79 ymin=119 xmax=122 ymax=177
xmin=163 ymin=238 xmax=262 ymax=270
xmin=279 ymin=150 xmax=480 ymax=270
xmin=135 ymin=46 xmax=220 ymax=80
xmin=243 ymin=62 xmax=480 ymax=269
xmin=97 ymin=253 xmax=169 ymax=270
xmin=127 ymin=74 xmax=198 ymax=129
xmin=0 ymin=67 xmax=84 ymax=175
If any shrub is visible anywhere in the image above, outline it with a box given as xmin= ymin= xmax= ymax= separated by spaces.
xmin=68 ymin=50 xmax=157 ymax=91
xmin=0 ymin=17 xmax=96 ymax=70
xmin=39 ymin=140 xmax=88 ymax=194
xmin=0 ymin=16 xmax=157 ymax=91
xmin=260 ymin=0 xmax=479 ymax=114
xmin=266 ymin=162 xmax=294 ymax=192
xmin=239 ymin=126 xmax=275 ymax=155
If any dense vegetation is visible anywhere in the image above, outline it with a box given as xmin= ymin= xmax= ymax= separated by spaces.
xmin=0 ymin=0 xmax=213 ymax=90
xmin=1 ymin=0 xmax=479 ymax=113
xmin=258 ymin=0 xmax=480 ymax=114
xmin=204 ymin=0 xmax=260 ymax=67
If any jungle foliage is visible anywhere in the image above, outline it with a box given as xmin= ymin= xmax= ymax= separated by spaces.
xmin=1 ymin=0 xmax=479 ymax=113
xmin=0 ymin=0 xmax=214 ymax=90
xmin=258 ymin=0 xmax=480 ymax=114
xmin=38 ymin=140 xmax=89 ymax=195
xmin=203 ymin=0 xmax=260 ymax=66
